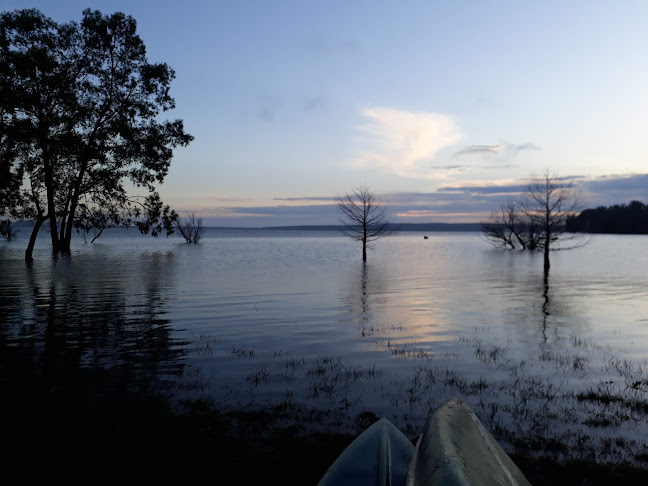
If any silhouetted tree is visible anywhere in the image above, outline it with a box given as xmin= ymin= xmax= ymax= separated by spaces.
xmin=337 ymin=185 xmax=395 ymax=261
xmin=175 ymin=213 xmax=204 ymax=243
xmin=0 ymin=9 xmax=193 ymax=261
xmin=566 ymin=200 xmax=648 ymax=234
xmin=482 ymin=170 xmax=583 ymax=271
xmin=526 ymin=170 xmax=583 ymax=271
xmin=481 ymin=199 xmax=540 ymax=250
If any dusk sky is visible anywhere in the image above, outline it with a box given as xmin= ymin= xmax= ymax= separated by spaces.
xmin=8 ymin=1 xmax=648 ymax=226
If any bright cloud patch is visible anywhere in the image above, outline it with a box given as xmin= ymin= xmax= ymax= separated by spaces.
xmin=353 ymin=107 xmax=462 ymax=178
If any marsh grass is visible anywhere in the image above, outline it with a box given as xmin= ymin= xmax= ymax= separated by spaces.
xmin=10 ymin=325 xmax=648 ymax=484
xmin=231 ymin=345 xmax=255 ymax=358
xmin=170 ymin=328 xmax=648 ymax=482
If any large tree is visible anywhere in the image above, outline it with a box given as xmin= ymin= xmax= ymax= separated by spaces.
xmin=0 ymin=8 xmax=193 ymax=261
xmin=337 ymin=184 xmax=395 ymax=262
xmin=481 ymin=170 xmax=582 ymax=271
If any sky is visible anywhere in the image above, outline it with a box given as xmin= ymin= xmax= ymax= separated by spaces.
xmin=6 ymin=1 xmax=648 ymax=226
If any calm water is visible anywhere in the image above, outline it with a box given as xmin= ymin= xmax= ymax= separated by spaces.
xmin=3 ymin=228 xmax=648 ymax=462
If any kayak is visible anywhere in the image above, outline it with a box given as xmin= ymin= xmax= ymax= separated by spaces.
xmin=407 ymin=398 xmax=531 ymax=486
xmin=317 ymin=399 xmax=531 ymax=486
xmin=317 ymin=417 xmax=415 ymax=486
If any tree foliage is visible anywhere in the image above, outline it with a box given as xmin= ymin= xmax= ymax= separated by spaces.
xmin=566 ymin=200 xmax=648 ymax=234
xmin=481 ymin=170 xmax=583 ymax=270
xmin=0 ymin=8 xmax=193 ymax=260
xmin=337 ymin=185 xmax=395 ymax=261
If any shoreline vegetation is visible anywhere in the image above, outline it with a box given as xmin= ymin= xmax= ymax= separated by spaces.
xmin=160 ymin=328 xmax=648 ymax=483
xmin=3 ymin=387 xmax=647 ymax=485
xmin=4 ymin=381 xmax=648 ymax=484
xmin=7 ymin=197 xmax=648 ymax=235
xmin=5 ymin=327 xmax=648 ymax=483
xmin=6 ymin=220 xmax=484 ymax=232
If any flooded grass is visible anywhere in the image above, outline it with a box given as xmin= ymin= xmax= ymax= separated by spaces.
xmin=4 ymin=328 xmax=648 ymax=484
xmin=170 ymin=328 xmax=648 ymax=483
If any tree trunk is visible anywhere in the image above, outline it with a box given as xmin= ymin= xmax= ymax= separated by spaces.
xmin=38 ymin=135 xmax=60 ymax=251
xmin=362 ymin=226 xmax=367 ymax=261
xmin=25 ymin=216 xmax=47 ymax=263
xmin=541 ymin=267 xmax=550 ymax=343
xmin=61 ymin=198 xmax=78 ymax=250
xmin=43 ymin=157 xmax=60 ymax=251
xmin=543 ymin=224 xmax=551 ymax=272
xmin=62 ymin=156 xmax=89 ymax=251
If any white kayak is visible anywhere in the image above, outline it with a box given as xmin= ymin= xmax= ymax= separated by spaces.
xmin=318 ymin=398 xmax=532 ymax=486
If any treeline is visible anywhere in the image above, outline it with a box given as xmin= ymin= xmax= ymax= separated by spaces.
xmin=566 ymin=200 xmax=648 ymax=234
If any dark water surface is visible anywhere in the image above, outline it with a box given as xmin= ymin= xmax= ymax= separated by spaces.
xmin=3 ymin=229 xmax=648 ymax=464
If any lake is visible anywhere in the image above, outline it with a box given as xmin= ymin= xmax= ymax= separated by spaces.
xmin=2 ymin=228 xmax=648 ymax=464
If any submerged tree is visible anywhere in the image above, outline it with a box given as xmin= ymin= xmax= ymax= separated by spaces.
xmin=482 ymin=199 xmax=538 ymax=251
xmin=175 ymin=213 xmax=204 ymax=244
xmin=0 ymin=8 xmax=193 ymax=261
xmin=337 ymin=185 xmax=395 ymax=262
xmin=525 ymin=170 xmax=583 ymax=271
xmin=481 ymin=170 xmax=583 ymax=271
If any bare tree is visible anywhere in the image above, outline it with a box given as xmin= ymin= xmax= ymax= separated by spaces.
xmin=337 ymin=185 xmax=395 ymax=261
xmin=524 ymin=170 xmax=583 ymax=271
xmin=481 ymin=200 xmax=535 ymax=250
xmin=175 ymin=213 xmax=204 ymax=243
xmin=482 ymin=170 xmax=583 ymax=271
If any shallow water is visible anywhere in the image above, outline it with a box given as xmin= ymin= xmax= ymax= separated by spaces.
xmin=3 ymin=229 xmax=648 ymax=462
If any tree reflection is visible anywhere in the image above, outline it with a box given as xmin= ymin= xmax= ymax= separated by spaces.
xmin=0 ymin=250 xmax=186 ymax=412
xmin=494 ymin=251 xmax=589 ymax=345
xmin=541 ymin=267 xmax=550 ymax=343
xmin=343 ymin=262 xmax=377 ymax=334
xmin=360 ymin=262 xmax=369 ymax=320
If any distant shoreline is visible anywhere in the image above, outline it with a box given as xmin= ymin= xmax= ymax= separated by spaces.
xmin=251 ymin=223 xmax=481 ymax=232
xmin=10 ymin=221 xmax=483 ymax=232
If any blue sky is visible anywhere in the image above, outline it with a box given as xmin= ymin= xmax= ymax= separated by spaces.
xmin=7 ymin=1 xmax=648 ymax=226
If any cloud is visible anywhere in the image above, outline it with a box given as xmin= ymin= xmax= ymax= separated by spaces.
xmin=428 ymin=164 xmax=470 ymax=170
xmin=453 ymin=144 xmax=504 ymax=156
xmin=273 ymin=196 xmax=337 ymax=202
xmin=579 ymin=173 xmax=648 ymax=207
xmin=435 ymin=173 xmax=648 ymax=208
xmin=208 ymin=196 xmax=252 ymax=202
xmin=426 ymin=163 xmax=517 ymax=172
xmin=511 ymin=142 xmax=541 ymax=153
xmin=352 ymin=107 xmax=462 ymax=178
xmin=192 ymin=173 xmax=648 ymax=227
xmin=452 ymin=142 xmax=540 ymax=159
xmin=436 ymin=182 xmax=530 ymax=196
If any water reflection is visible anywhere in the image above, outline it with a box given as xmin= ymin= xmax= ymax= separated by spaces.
xmin=0 ymin=250 xmax=185 ymax=408
xmin=343 ymin=262 xmax=395 ymax=336
xmin=494 ymin=254 xmax=590 ymax=347
xmin=360 ymin=262 xmax=369 ymax=321
xmin=542 ymin=269 xmax=550 ymax=343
